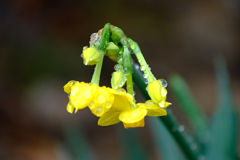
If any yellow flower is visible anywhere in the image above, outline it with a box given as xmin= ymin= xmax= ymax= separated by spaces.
xmin=97 ymin=88 xmax=134 ymax=126
xmin=88 ymin=86 xmax=114 ymax=117
xmin=98 ymin=98 xmax=169 ymax=128
xmin=64 ymin=81 xmax=97 ymax=113
xmin=147 ymin=79 xmax=170 ymax=108
xmin=82 ymin=47 xmax=100 ymax=65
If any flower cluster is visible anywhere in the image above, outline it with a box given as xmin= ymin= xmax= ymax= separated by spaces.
xmin=64 ymin=23 xmax=171 ymax=128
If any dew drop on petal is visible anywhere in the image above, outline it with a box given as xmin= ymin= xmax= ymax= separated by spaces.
xmin=159 ymin=101 xmax=165 ymax=108
xmin=83 ymin=90 xmax=91 ymax=99
xmin=146 ymin=100 xmax=154 ymax=105
xmin=96 ymin=107 xmax=102 ymax=114
xmin=97 ymin=95 xmax=105 ymax=103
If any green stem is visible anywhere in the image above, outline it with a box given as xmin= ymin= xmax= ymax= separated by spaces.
xmin=132 ymin=62 xmax=200 ymax=160
xmin=91 ymin=50 xmax=104 ymax=85
xmin=128 ymin=38 xmax=156 ymax=83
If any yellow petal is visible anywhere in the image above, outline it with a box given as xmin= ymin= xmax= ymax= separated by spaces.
xmin=98 ymin=109 xmax=121 ymax=126
xmin=89 ymin=87 xmax=114 ymax=117
xmin=70 ymin=82 xmax=97 ymax=110
xmin=143 ymin=100 xmax=168 ymax=116
xmin=66 ymin=102 xmax=74 ymax=114
xmin=119 ymin=108 xmax=147 ymax=123
xmin=123 ymin=119 xmax=145 ymax=129
xmin=63 ymin=80 xmax=77 ymax=94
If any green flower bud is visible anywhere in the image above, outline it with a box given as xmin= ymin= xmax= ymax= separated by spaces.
xmin=82 ymin=47 xmax=100 ymax=65
xmin=106 ymin=42 xmax=119 ymax=56
xmin=111 ymin=27 xmax=125 ymax=43
xmin=111 ymin=71 xmax=127 ymax=89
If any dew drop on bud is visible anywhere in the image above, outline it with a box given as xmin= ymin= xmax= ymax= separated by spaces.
xmin=159 ymin=79 xmax=168 ymax=87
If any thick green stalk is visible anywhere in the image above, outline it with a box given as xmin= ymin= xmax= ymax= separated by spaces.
xmin=132 ymin=63 xmax=200 ymax=160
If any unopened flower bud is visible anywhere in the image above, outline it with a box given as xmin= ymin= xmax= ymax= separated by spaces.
xmin=147 ymin=80 xmax=168 ymax=105
xmin=111 ymin=27 xmax=125 ymax=43
xmin=111 ymin=71 xmax=127 ymax=89
xmin=82 ymin=47 xmax=100 ymax=65
xmin=105 ymin=42 xmax=119 ymax=56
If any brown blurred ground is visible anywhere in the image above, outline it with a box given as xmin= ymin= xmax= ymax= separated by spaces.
xmin=0 ymin=0 xmax=240 ymax=159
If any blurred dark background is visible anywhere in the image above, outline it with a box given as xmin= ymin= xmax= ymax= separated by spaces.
xmin=0 ymin=0 xmax=240 ymax=159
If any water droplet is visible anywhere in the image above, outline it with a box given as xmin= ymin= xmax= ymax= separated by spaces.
xmin=130 ymin=44 xmax=136 ymax=50
xmin=145 ymin=100 xmax=154 ymax=105
xmin=135 ymin=64 xmax=139 ymax=70
xmin=88 ymin=101 xmax=95 ymax=109
xmin=143 ymin=73 xmax=148 ymax=78
xmin=159 ymin=79 xmax=168 ymax=87
xmin=144 ymin=80 xmax=148 ymax=84
xmin=160 ymin=87 xmax=167 ymax=97
xmin=84 ymin=62 xmax=88 ymax=65
xmin=140 ymin=66 xmax=145 ymax=71
xmin=114 ymin=64 xmax=120 ymax=71
xmin=96 ymin=107 xmax=102 ymax=113
xmin=159 ymin=101 xmax=165 ymax=108
xmin=149 ymin=67 xmax=151 ymax=71
xmin=117 ymin=88 xmax=126 ymax=93
xmin=81 ymin=54 xmax=83 ymax=58
xmin=111 ymin=95 xmax=114 ymax=100
xmin=131 ymin=112 xmax=138 ymax=119
xmin=83 ymin=90 xmax=91 ymax=99
xmin=178 ymin=125 xmax=185 ymax=132
xmin=90 ymin=33 xmax=98 ymax=39
xmin=97 ymin=95 xmax=105 ymax=103
xmin=139 ymin=60 xmax=142 ymax=63
xmin=106 ymin=101 xmax=111 ymax=106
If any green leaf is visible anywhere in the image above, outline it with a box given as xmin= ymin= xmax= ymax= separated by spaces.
xmin=132 ymin=63 xmax=200 ymax=160
xmin=169 ymin=74 xmax=209 ymax=144
xmin=117 ymin=126 xmax=147 ymax=160
xmin=63 ymin=125 xmax=95 ymax=160
xmin=149 ymin=118 xmax=186 ymax=160
xmin=206 ymin=56 xmax=238 ymax=160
